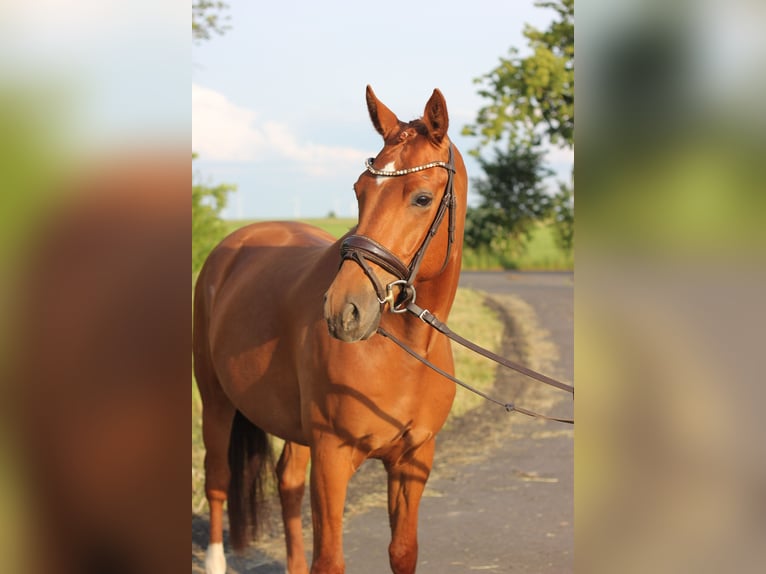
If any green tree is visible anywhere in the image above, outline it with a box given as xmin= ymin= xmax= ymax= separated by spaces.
xmin=551 ymin=181 xmax=574 ymax=251
xmin=193 ymin=1 xmax=231 ymax=43
xmin=463 ymin=0 xmax=574 ymax=150
xmin=192 ymin=3 xmax=233 ymax=276
xmin=463 ymin=0 xmax=574 ymax=257
xmin=465 ymin=144 xmax=553 ymax=259
xmin=192 ymin=155 xmax=235 ymax=276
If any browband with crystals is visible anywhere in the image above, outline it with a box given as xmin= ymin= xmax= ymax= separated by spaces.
xmin=364 ymin=157 xmax=455 ymax=177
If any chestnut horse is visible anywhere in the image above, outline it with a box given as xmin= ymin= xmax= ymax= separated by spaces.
xmin=193 ymin=86 xmax=467 ymax=574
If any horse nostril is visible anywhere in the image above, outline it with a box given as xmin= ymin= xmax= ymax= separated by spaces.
xmin=340 ymin=302 xmax=360 ymax=332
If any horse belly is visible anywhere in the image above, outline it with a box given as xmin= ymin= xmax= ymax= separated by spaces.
xmin=204 ymin=229 xmax=334 ymax=445
xmin=215 ymin=335 xmax=309 ymax=445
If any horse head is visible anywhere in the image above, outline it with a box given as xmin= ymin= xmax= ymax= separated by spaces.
xmin=324 ymin=86 xmax=466 ymax=342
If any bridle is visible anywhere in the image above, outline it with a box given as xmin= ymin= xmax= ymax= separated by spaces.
xmin=338 ymin=143 xmax=574 ymax=424
xmin=340 ymin=144 xmax=456 ymax=313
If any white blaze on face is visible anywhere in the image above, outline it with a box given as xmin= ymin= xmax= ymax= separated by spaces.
xmin=376 ymin=161 xmax=396 ymax=185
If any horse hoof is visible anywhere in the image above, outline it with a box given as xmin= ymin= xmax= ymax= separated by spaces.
xmin=205 ymin=542 xmax=226 ymax=574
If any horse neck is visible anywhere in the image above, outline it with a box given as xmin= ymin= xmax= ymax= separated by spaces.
xmin=414 ymin=247 xmax=462 ymax=320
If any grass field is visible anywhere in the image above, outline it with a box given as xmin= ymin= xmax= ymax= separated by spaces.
xmin=221 ymin=217 xmax=573 ymax=271
xmin=462 ymin=222 xmax=574 ymax=270
xmin=222 ymin=217 xmax=357 ymax=240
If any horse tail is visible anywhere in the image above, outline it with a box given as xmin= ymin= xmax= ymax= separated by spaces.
xmin=227 ymin=410 xmax=274 ymax=552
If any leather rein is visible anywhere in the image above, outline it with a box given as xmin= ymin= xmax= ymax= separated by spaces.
xmin=340 ymin=144 xmax=574 ymax=425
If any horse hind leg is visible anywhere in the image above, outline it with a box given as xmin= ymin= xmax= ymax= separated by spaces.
xmin=197 ymin=374 xmax=236 ymax=574
xmin=276 ymin=441 xmax=311 ymax=574
xmin=195 ymin=279 xmax=236 ymax=573
xmin=200 ymin=398 xmax=274 ymax=574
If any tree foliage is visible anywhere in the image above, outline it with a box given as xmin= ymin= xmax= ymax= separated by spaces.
xmin=551 ymin=181 xmax=574 ymax=252
xmin=465 ymin=145 xmax=553 ymax=256
xmin=192 ymin=155 xmax=234 ymax=276
xmin=193 ymin=4 xmax=233 ymax=276
xmin=462 ymin=0 xmax=574 ymax=260
xmin=192 ymin=1 xmax=231 ymax=43
xmin=463 ymin=0 xmax=574 ymax=150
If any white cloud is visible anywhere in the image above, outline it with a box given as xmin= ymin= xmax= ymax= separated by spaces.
xmin=544 ymin=144 xmax=574 ymax=165
xmin=192 ymin=84 xmax=367 ymax=176
xmin=192 ymin=84 xmax=263 ymax=161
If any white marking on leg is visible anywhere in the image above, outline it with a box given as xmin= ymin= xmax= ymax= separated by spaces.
xmin=205 ymin=542 xmax=226 ymax=574
xmin=377 ymin=161 xmax=396 ymax=185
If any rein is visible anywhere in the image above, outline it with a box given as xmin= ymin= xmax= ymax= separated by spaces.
xmin=340 ymin=144 xmax=574 ymax=424
xmin=378 ymin=302 xmax=574 ymax=424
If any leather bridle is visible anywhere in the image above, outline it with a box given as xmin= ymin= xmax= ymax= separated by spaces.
xmin=340 ymin=144 xmax=456 ymax=313
xmin=338 ymin=143 xmax=574 ymax=424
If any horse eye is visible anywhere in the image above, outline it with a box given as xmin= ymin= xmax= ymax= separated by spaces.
xmin=413 ymin=194 xmax=433 ymax=207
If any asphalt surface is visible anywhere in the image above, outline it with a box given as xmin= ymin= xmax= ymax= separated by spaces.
xmin=192 ymin=271 xmax=574 ymax=573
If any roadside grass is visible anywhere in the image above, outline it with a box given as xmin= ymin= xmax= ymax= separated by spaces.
xmin=515 ymin=222 xmax=573 ymax=270
xmin=444 ymin=288 xmax=503 ymax=421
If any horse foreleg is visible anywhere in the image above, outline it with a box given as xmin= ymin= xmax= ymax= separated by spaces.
xmin=384 ymin=437 xmax=436 ymax=574
xmin=309 ymin=439 xmax=360 ymax=574
xmin=277 ymin=441 xmax=311 ymax=574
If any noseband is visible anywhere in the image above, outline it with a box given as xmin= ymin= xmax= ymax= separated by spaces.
xmin=340 ymin=145 xmax=456 ymax=313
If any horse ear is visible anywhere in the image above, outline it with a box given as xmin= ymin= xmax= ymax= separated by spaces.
xmin=423 ymin=89 xmax=449 ymax=144
xmin=366 ymin=85 xmax=400 ymax=140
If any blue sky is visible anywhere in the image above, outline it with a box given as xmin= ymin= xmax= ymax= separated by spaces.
xmin=192 ymin=0 xmax=574 ymax=219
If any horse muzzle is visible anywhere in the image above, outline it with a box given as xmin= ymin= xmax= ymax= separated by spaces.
xmin=323 ymin=264 xmax=384 ymax=342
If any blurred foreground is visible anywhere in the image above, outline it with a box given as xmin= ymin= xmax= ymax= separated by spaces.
xmin=0 ymin=2 xmax=189 ymax=573
xmin=577 ymin=1 xmax=766 ymax=572
xmin=0 ymin=146 xmax=189 ymax=573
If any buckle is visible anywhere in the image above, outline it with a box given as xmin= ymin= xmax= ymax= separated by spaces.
xmin=384 ymin=280 xmax=416 ymax=314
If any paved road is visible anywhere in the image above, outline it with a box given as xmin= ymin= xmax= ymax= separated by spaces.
xmin=192 ymin=271 xmax=573 ymax=573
